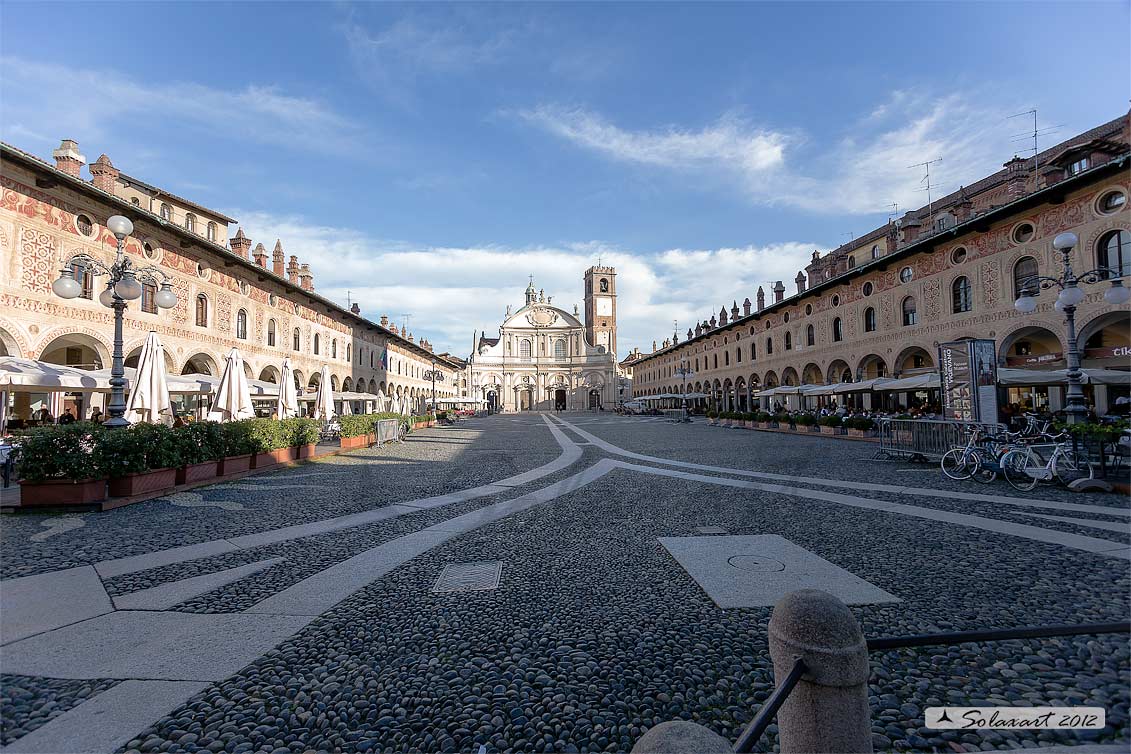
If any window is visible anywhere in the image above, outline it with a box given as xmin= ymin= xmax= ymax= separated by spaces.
xmin=951 ymin=247 xmax=967 ymax=264
xmin=806 ymin=324 xmax=815 ymax=346
xmin=1012 ymin=223 xmax=1035 ymax=244
xmin=130 ymin=197 xmax=140 ymax=206
xmin=160 ymin=204 xmax=171 ymax=221
xmin=952 ymin=276 xmax=972 ymax=313
xmin=864 ymin=307 xmax=876 ymax=333
xmin=735 ymin=347 xmax=741 ymax=363
xmin=267 ymin=319 xmax=277 ymax=347
xmin=554 ymin=339 xmax=567 ymax=359
xmin=185 ymin=213 xmax=196 ymax=233
xmin=599 ymin=278 xmax=609 ymax=292
xmin=870 ymin=244 xmax=880 ymax=260
xmin=236 ymin=309 xmax=248 ymax=339
xmin=724 ymin=351 xmax=730 ymax=366
xmin=783 ymin=312 xmax=790 ymax=323
xmin=862 ymin=282 xmax=873 ymax=297
xmin=70 ymin=262 xmax=94 ymax=299
xmin=75 ymin=214 xmax=94 ymax=236
xmin=195 ymin=294 xmax=208 ymax=326
xmin=1068 ymin=157 xmax=1089 ymax=175
xmin=519 ymin=339 xmax=531 ymax=360
xmin=346 ymin=344 xmax=351 ymax=362
xmin=899 ymin=266 xmax=914 ymax=284
xmin=901 ymin=297 xmax=917 ymax=326
xmin=804 ymin=304 xmax=812 ymax=315
xmin=831 ymin=295 xmax=840 ymax=307
xmin=314 ymin=333 xmax=320 ymax=354
xmin=832 ymin=318 xmax=843 ymax=341
xmin=141 ymin=282 xmax=157 ymax=314
xmin=784 ymin=332 xmax=792 ymax=351
xmin=1099 ymin=230 xmax=1130 ymax=278
xmin=332 ymin=339 xmax=337 ymax=359
xmin=713 ymin=354 xmax=718 ymax=368
xmin=207 ymin=222 xmax=216 ymax=242
xmin=847 ymin=255 xmax=856 ymax=269
xmin=143 ymin=242 xmax=158 ymax=260
xmin=1100 ymin=191 xmax=1126 ymax=214
xmin=766 ymin=338 xmax=773 ymax=355
xmin=293 ymin=328 xmax=301 ymax=351
xmin=1013 ymin=256 xmax=1039 ymax=299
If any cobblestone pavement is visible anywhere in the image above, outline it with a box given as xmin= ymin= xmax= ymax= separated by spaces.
xmin=1 ymin=413 xmax=1127 ymax=754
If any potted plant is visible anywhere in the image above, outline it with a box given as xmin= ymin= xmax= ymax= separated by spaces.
xmin=819 ymin=415 xmax=845 ymax=435
xmin=16 ymin=423 xmax=107 ymax=506
xmin=284 ymin=417 xmax=320 ymax=459
xmin=756 ymin=411 xmax=773 ymax=429
xmin=102 ymin=423 xmax=180 ymax=498
xmin=743 ymin=412 xmax=756 ymax=429
xmin=247 ymin=418 xmax=289 ymax=468
xmin=706 ymin=410 xmax=718 ymax=425
xmin=338 ymin=414 xmax=375 ymax=450
xmin=173 ymin=421 xmax=222 ymax=484
xmin=846 ymin=417 xmax=876 ymax=437
xmin=771 ymin=412 xmax=790 ymax=429
xmin=217 ymin=420 xmax=255 ymax=476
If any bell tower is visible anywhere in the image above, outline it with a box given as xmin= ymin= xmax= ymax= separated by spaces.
xmin=583 ymin=266 xmax=617 ymax=357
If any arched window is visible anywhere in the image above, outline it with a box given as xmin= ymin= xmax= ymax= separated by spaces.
xmin=267 ymin=319 xmax=277 ymax=347
xmin=832 ymin=318 xmax=843 ymax=342
xmin=293 ymin=328 xmax=301 ymax=351
xmin=236 ymin=309 xmax=248 ymax=339
xmin=1098 ymin=230 xmax=1130 ymax=278
xmin=870 ymin=244 xmax=880 ymax=260
xmin=766 ymin=337 xmax=773 ymax=355
xmin=160 ymin=203 xmax=171 ymax=220
xmin=735 ymin=347 xmax=741 ymax=364
xmin=784 ymin=332 xmax=792 ymax=350
xmin=70 ymin=261 xmax=93 ymax=299
xmin=750 ymin=343 xmax=756 ymax=360
xmin=713 ymin=353 xmax=718 ymax=368
xmin=863 ymin=307 xmax=876 ymax=333
xmin=600 ymin=278 xmax=609 ymax=292
xmin=314 ymin=333 xmax=320 ymax=354
xmin=952 ymin=276 xmax=972 ymax=313
xmin=206 ymin=222 xmax=216 ymax=242
xmin=331 ymin=339 xmax=337 ymax=358
xmin=1013 ymin=256 xmax=1039 ymax=299
xmin=847 ymin=255 xmax=856 ymax=269
xmin=806 ymin=324 xmax=815 ymax=346
xmin=141 ymin=282 xmax=157 ymax=313
xmin=901 ymin=297 xmax=917 ymax=326
xmin=519 ymin=339 xmax=531 ymax=360
xmin=185 ymin=213 xmax=196 ymax=233
xmin=130 ymin=197 xmax=140 ymax=206
xmin=346 ymin=344 xmax=351 ymax=362
xmin=195 ymin=294 xmax=208 ymax=326
xmin=554 ymin=339 xmax=567 ymax=359
xmin=724 ymin=350 xmax=730 ymax=366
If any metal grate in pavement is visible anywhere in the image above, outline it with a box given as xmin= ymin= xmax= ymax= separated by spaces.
xmin=432 ymin=561 xmax=503 ymax=593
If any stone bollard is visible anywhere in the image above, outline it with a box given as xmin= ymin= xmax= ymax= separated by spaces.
xmin=768 ymin=589 xmax=873 ymax=753
xmin=630 ymin=720 xmax=732 ymax=754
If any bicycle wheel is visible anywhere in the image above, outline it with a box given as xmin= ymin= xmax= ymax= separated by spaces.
xmin=1052 ymin=449 xmax=1094 ymax=486
xmin=1001 ymin=450 xmax=1038 ymax=491
xmin=969 ymin=447 xmax=998 ymax=484
xmin=941 ymin=448 xmax=974 ymax=480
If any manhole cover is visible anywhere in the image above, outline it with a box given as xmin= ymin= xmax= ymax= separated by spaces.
xmin=432 ymin=561 xmax=503 ymax=593
xmin=727 ymin=555 xmax=785 ymax=572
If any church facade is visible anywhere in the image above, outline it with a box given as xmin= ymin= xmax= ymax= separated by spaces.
xmin=468 ymin=267 xmax=619 ymax=412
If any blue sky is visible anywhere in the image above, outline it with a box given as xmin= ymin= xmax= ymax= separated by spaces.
xmin=2 ymin=1 xmax=1127 ymax=356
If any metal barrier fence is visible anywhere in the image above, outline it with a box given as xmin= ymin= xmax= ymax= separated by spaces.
xmin=375 ymin=418 xmax=401 ymax=446
xmin=874 ymin=418 xmax=1004 ymax=463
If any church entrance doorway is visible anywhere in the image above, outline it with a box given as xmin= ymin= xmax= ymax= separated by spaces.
xmin=486 ymin=391 xmax=497 ymax=414
xmin=518 ymin=390 xmax=533 ymax=411
xmin=588 ymin=389 xmax=601 ymax=410
xmin=554 ymin=389 xmax=566 ymax=411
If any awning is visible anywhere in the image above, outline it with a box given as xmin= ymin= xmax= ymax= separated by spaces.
xmin=997 ymin=367 xmax=1131 ymax=386
xmin=833 ymin=378 xmax=896 ymax=394
xmin=0 ymin=357 xmax=108 ymax=391
xmin=876 ymin=373 xmax=940 ymax=391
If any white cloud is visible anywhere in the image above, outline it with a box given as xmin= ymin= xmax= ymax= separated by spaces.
xmin=515 ymin=91 xmax=1017 ymax=216
xmin=232 ymin=210 xmax=822 ymax=358
xmin=0 ymin=57 xmax=361 ymax=155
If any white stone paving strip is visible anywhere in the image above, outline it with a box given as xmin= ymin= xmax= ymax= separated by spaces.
xmin=552 ymin=416 xmax=1131 ymax=518
xmin=1 ymin=566 xmax=113 ymax=645
xmin=0 ymin=680 xmax=209 ymax=754
xmin=1014 ymin=511 xmax=1131 ymax=535
xmin=28 ymin=515 xmax=85 ymax=542
xmin=607 ymin=460 xmax=1131 ymax=560
xmin=111 ymin=557 xmax=286 ymax=611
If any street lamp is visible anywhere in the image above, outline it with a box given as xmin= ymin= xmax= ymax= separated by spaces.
xmin=52 ymin=215 xmax=177 ymax=427
xmin=423 ymin=366 xmax=445 ymax=415
xmin=1013 ymin=231 xmax=1130 ymax=424
xmin=674 ymin=360 xmax=695 ymax=422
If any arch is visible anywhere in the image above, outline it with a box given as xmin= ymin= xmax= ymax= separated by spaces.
xmin=519 ymin=338 xmax=532 ymax=360
xmin=856 ymin=354 xmax=888 ymax=381
xmin=900 ymin=296 xmax=917 ymax=327
xmin=330 ymin=374 xmax=341 ymax=391
xmin=894 ymin=346 xmax=934 ymax=375
xmin=1096 ymin=229 xmax=1130 ymax=278
xmin=293 ymin=369 xmax=305 ymax=393
xmin=780 ymin=367 xmax=799 ymax=387
xmin=124 ymin=344 xmax=176 ymax=374
xmin=826 ymin=359 xmax=852 ymax=384
xmin=801 ymin=362 xmax=823 ymax=385
xmin=1080 ymin=311 xmax=1131 ymax=353
xmin=37 ymin=331 xmax=110 ymax=370
xmin=0 ymin=324 xmax=26 ymax=358
xmin=242 ymin=361 xmax=254 ymax=381
xmin=997 ymin=324 xmax=1064 ymax=366
xmin=308 ymin=372 xmax=321 ymax=391
xmin=184 ymin=213 xmax=196 ymax=233
xmin=762 ymin=370 xmax=779 ymax=388
xmin=258 ymin=365 xmax=280 ymax=384
xmin=342 ymin=376 xmax=353 ymax=391
xmin=181 ymin=352 xmax=219 ymax=376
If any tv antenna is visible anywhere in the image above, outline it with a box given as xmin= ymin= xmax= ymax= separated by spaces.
xmin=398 ymin=313 xmax=412 ymax=333
xmin=1008 ymin=109 xmax=1062 ymax=187
xmin=887 ymin=202 xmax=899 ymax=222
xmin=908 ymin=158 xmax=942 ymax=225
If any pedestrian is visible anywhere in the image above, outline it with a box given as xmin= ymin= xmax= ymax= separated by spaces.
xmin=90 ymin=407 xmax=103 ymax=423
xmin=58 ymin=408 xmax=76 ymax=425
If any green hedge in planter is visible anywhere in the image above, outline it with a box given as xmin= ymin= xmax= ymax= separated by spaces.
xmin=845 ymin=417 xmax=875 ymax=431
xmin=819 ymin=415 xmax=843 ymax=428
xmin=338 ymin=412 xmax=404 ymax=438
xmin=281 ymin=417 xmax=321 ymax=446
xmin=173 ymin=422 xmax=224 ymax=464
xmin=706 ymin=410 xmax=717 ymax=419
xmin=97 ymin=423 xmax=180 ymax=477
xmin=772 ymin=412 xmax=791 ymax=424
xmin=795 ymin=414 xmax=816 ymax=426
xmin=756 ymin=412 xmax=772 ymax=422
xmin=15 ymin=422 xmax=105 ymax=483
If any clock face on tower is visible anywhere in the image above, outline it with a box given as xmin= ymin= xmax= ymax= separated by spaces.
xmin=596 ymin=297 xmax=612 ymax=316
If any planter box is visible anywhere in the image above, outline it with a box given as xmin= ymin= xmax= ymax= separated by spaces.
xmin=176 ymin=461 xmax=218 ymax=486
xmin=366 ymin=432 xmax=377 ymax=447
xmin=295 ymin=443 xmax=316 ymax=460
xmin=251 ymin=450 xmax=286 ymax=469
xmin=109 ymin=468 xmax=177 ymax=498
xmin=19 ymin=478 xmax=107 ymax=506
xmin=848 ymin=428 xmax=876 ymax=438
xmin=819 ymin=426 xmax=845 ymax=435
xmin=218 ymin=453 xmax=252 ymax=476
xmin=339 ymin=435 xmax=367 ymax=450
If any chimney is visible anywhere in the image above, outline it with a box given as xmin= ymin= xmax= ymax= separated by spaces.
xmin=1004 ymin=156 xmax=1030 ymax=200
xmin=252 ymin=242 xmax=268 ymax=268
xmin=287 ymin=256 xmax=300 ymax=284
xmin=756 ymin=286 xmax=765 ymax=311
xmin=719 ymin=307 xmax=728 ymax=326
xmin=709 ymin=315 xmax=717 ymax=329
xmin=695 ymin=323 xmax=702 ymax=337
xmin=743 ymin=297 xmax=752 ymax=316
xmin=407 ymin=332 xmax=415 ymax=343
xmin=731 ymin=300 xmax=740 ymax=321
xmin=272 ymin=240 xmax=285 ymax=276
xmin=298 ymin=263 xmax=313 ymax=291
xmin=652 ymin=340 xmax=657 ymax=352
xmin=231 ymin=228 xmax=252 ymax=259
xmin=350 ymin=303 xmax=361 ymax=315
xmin=88 ymin=154 xmax=119 ymax=193
xmin=686 ymin=328 xmax=693 ymax=340
xmin=52 ymin=139 xmax=85 ymax=178
xmin=795 ymin=271 xmax=807 ymax=295
xmin=773 ymin=281 xmax=785 ymax=304
xmin=380 ymin=314 xmax=389 ymax=328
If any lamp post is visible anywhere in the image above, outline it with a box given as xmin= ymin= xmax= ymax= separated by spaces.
xmin=52 ymin=215 xmax=178 ymax=428
xmin=1013 ymin=231 xmax=1130 ymax=424
xmin=674 ymin=361 xmax=694 ymax=421
xmin=423 ymin=366 xmax=445 ymax=415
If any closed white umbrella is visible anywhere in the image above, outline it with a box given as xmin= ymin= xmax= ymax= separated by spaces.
xmin=313 ymin=365 xmax=334 ymax=420
xmin=339 ymin=397 xmax=353 ymax=416
xmin=374 ymin=389 xmax=389 ymax=412
xmin=124 ymin=331 xmax=172 ymax=424
xmin=389 ymin=394 xmax=401 ymax=415
xmin=207 ymin=348 xmax=256 ymax=422
xmin=276 ymin=357 xmax=299 ymax=419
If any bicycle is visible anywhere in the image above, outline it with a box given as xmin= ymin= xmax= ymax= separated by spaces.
xmin=999 ymin=432 xmax=1094 ymax=491
xmin=941 ymin=427 xmax=1000 ymax=483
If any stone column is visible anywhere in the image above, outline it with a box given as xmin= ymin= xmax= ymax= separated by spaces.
xmin=769 ymin=589 xmax=873 ymax=754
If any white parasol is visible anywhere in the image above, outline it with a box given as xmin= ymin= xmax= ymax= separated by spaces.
xmin=206 ymin=348 xmax=256 ymax=422
xmin=276 ymin=357 xmax=299 ymax=419
xmin=124 ymin=331 xmax=172 ymax=424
